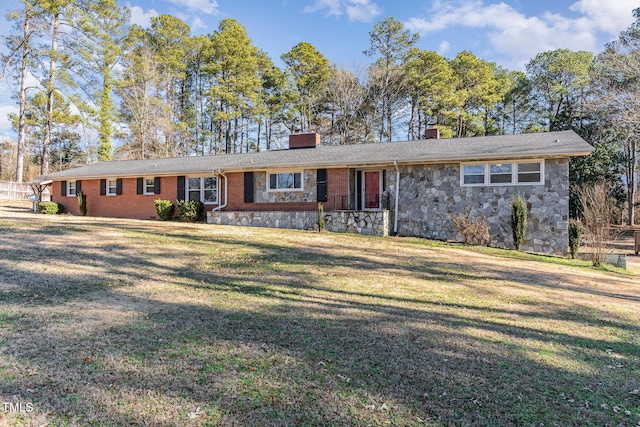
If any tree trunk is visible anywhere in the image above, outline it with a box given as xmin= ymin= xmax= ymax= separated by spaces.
xmin=627 ymin=139 xmax=637 ymax=226
xmin=16 ymin=2 xmax=32 ymax=182
xmin=42 ymin=11 xmax=60 ymax=175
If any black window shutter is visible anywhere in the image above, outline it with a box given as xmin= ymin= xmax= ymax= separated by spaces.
xmin=100 ymin=179 xmax=106 ymax=195
xmin=177 ymin=176 xmax=185 ymax=201
xmin=76 ymin=180 xmax=82 ymax=194
xmin=136 ymin=178 xmax=143 ymax=194
xmin=116 ymin=178 xmax=123 ymax=195
xmin=317 ymin=169 xmax=327 ymax=202
xmin=244 ymin=172 xmax=253 ymax=203
xmin=61 ymin=181 xmax=67 ymax=197
xmin=154 ymin=177 xmax=161 ymax=194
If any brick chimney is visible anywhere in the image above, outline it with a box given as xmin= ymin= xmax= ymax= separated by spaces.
xmin=424 ymin=128 xmax=439 ymax=139
xmin=289 ymin=132 xmax=320 ymax=149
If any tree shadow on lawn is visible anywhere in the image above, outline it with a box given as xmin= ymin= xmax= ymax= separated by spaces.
xmin=1 ymin=279 xmax=638 ymax=426
xmin=0 ymin=221 xmax=639 ymax=425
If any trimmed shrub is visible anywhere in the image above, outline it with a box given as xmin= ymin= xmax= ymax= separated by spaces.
xmin=155 ymin=199 xmax=175 ymax=221
xmin=452 ymin=209 xmax=490 ymax=246
xmin=39 ymin=201 xmax=64 ymax=215
xmin=177 ymin=200 xmax=204 ymax=222
xmin=568 ymin=219 xmax=582 ymax=259
xmin=510 ymin=194 xmax=527 ymax=250
xmin=77 ymin=191 xmax=87 ymax=216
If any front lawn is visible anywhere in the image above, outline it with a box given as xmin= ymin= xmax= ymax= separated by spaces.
xmin=0 ymin=209 xmax=638 ymax=426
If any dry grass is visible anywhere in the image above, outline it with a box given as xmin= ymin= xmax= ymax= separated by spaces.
xmin=0 ymin=202 xmax=639 ymax=426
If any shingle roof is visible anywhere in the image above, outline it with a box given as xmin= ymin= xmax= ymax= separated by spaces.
xmin=39 ymin=130 xmax=593 ymax=180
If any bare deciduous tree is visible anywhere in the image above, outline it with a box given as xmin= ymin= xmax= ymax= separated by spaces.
xmin=575 ymin=181 xmax=613 ymax=267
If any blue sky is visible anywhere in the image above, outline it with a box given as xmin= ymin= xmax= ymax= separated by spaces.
xmin=0 ymin=0 xmax=638 ymax=139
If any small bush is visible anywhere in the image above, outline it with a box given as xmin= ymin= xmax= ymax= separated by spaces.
xmin=77 ymin=191 xmax=87 ymax=216
xmin=510 ymin=194 xmax=527 ymax=251
xmin=568 ymin=219 xmax=582 ymax=259
xmin=155 ymin=199 xmax=175 ymax=221
xmin=177 ymin=200 xmax=204 ymax=222
xmin=39 ymin=201 xmax=64 ymax=215
xmin=452 ymin=209 xmax=490 ymax=246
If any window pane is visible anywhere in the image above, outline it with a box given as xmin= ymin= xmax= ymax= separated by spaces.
xmin=490 ymin=174 xmax=512 ymax=184
xmin=204 ymin=177 xmax=217 ymax=190
xmin=269 ymin=174 xmax=277 ymax=190
xmin=204 ymin=189 xmax=217 ymax=203
xmin=464 ymin=175 xmax=485 ymax=184
xmin=68 ymin=182 xmax=76 ymax=195
xmin=464 ymin=165 xmax=484 ymax=175
xmin=490 ymin=163 xmax=512 ymax=174
xmin=518 ymin=162 xmax=541 ymax=173
xmin=145 ymin=178 xmax=154 ymax=193
xmin=188 ymin=178 xmax=201 ymax=190
xmin=188 ymin=190 xmax=200 ymax=201
xmin=278 ymin=173 xmax=293 ymax=189
xmin=108 ymin=180 xmax=117 ymax=193
xmin=293 ymin=173 xmax=301 ymax=189
xmin=518 ymin=173 xmax=541 ymax=183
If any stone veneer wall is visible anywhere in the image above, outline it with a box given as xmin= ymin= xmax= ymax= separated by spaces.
xmin=208 ymin=209 xmax=389 ymax=237
xmin=387 ymin=159 xmax=569 ymax=254
xmin=253 ymin=170 xmax=317 ymax=203
xmin=323 ymin=210 xmax=388 ymax=236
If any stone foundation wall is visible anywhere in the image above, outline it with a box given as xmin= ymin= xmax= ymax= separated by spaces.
xmin=208 ymin=210 xmax=317 ymax=230
xmin=208 ymin=209 xmax=389 ymax=237
xmin=324 ymin=210 xmax=389 ymax=236
xmin=387 ymin=159 xmax=569 ymax=254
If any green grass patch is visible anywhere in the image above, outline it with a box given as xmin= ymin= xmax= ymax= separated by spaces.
xmin=0 ymin=212 xmax=638 ymax=426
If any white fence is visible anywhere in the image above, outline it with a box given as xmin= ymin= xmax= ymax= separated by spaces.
xmin=0 ymin=181 xmax=44 ymax=201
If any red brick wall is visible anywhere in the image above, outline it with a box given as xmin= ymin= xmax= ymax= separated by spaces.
xmin=52 ymin=177 xmax=180 ymax=219
xmin=325 ymin=168 xmax=349 ymax=210
xmin=225 ymin=172 xmax=315 ymax=211
xmin=51 ymin=167 xmax=353 ymax=218
xmin=289 ymin=132 xmax=320 ymax=149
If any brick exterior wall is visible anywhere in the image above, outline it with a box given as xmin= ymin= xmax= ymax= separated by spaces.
xmin=52 ymin=177 xmax=181 ymax=219
xmin=326 ymin=168 xmax=349 ymax=211
xmin=50 ymin=167 xmax=350 ymax=218
xmin=225 ymin=168 xmax=349 ymax=212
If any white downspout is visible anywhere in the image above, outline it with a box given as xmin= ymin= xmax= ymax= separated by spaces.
xmin=393 ymin=160 xmax=400 ymax=235
xmin=211 ymin=170 xmax=227 ymax=212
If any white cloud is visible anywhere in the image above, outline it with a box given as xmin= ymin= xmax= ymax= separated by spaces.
xmin=569 ymin=0 xmax=637 ymax=34
xmin=190 ymin=16 xmax=207 ymax=31
xmin=345 ymin=0 xmax=381 ymax=22
xmin=304 ymin=0 xmax=382 ymax=22
xmin=405 ymin=0 xmax=637 ymax=68
xmin=166 ymin=0 xmax=219 ymax=15
xmin=127 ymin=4 xmax=159 ymax=27
xmin=304 ymin=0 xmax=343 ymax=17
xmin=438 ymin=40 xmax=450 ymax=54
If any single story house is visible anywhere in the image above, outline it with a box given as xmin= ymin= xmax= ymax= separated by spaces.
xmin=39 ymin=130 xmax=593 ymax=254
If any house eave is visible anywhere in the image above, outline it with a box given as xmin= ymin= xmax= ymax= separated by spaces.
xmin=37 ymin=150 xmax=591 ymax=181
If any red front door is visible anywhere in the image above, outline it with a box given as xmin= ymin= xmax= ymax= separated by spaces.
xmin=364 ymin=171 xmax=380 ymax=209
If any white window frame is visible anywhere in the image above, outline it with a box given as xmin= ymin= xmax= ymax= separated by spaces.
xmin=185 ymin=176 xmax=218 ymax=204
xmin=107 ymin=179 xmax=118 ymax=196
xmin=267 ymin=171 xmax=303 ymax=192
xmin=67 ymin=181 xmax=77 ymax=197
xmin=143 ymin=177 xmax=155 ymax=195
xmin=460 ymin=159 xmax=544 ymax=187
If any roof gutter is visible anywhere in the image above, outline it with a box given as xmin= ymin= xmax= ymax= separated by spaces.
xmin=211 ymin=170 xmax=227 ymax=212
